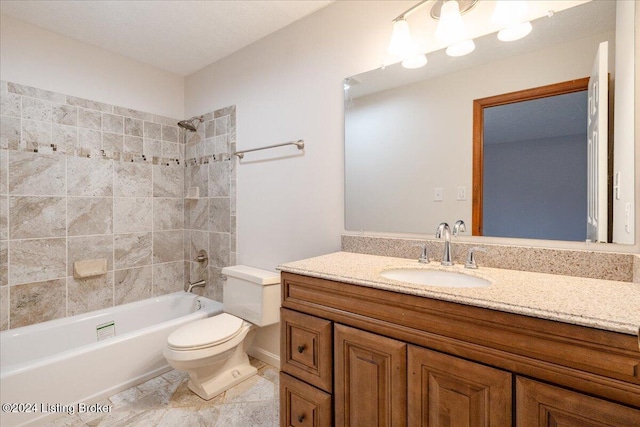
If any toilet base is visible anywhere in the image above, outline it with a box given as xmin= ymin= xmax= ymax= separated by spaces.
xmin=187 ymin=359 xmax=257 ymax=400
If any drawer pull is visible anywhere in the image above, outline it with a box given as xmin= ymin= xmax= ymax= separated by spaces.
xmin=297 ymin=344 xmax=306 ymax=353
xmin=297 ymin=414 xmax=305 ymax=422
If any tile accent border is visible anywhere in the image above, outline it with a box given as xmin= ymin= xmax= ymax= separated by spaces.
xmin=341 ymin=234 xmax=636 ymax=282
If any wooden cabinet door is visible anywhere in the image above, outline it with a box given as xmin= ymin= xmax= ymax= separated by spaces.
xmin=334 ymin=323 xmax=407 ymax=427
xmin=280 ymin=373 xmax=332 ymax=427
xmin=516 ymin=376 xmax=640 ymax=426
xmin=408 ymin=345 xmax=512 ymax=427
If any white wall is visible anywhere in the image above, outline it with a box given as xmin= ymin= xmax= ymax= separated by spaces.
xmin=0 ymin=14 xmax=184 ymax=119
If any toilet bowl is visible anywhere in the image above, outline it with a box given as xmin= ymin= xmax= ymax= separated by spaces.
xmin=163 ymin=265 xmax=280 ymax=400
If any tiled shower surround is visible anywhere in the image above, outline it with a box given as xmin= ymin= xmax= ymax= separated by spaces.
xmin=0 ymin=80 xmax=236 ymax=330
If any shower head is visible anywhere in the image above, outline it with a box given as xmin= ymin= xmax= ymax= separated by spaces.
xmin=177 ymin=116 xmax=204 ymax=132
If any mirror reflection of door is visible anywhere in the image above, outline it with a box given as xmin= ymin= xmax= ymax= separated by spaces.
xmin=473 ymin=78 xmax=594 ymax=242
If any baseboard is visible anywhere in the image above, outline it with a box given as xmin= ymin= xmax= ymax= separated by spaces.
xmin=248 ymin=346 xmax=280 ymax=369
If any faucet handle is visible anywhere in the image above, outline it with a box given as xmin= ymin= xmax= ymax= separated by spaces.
xmin=412 ymin=244 xmax=430 ymax=263
xmin=465 ymin=247 xmax=487 ymax=269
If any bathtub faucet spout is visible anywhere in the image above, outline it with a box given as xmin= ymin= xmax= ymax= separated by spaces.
xmin=186 ymin=280 xmax=206 ymax=293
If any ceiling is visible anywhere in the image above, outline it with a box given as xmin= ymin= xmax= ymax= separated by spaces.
xmin=0 ymin=0 xmax=333 ymax=76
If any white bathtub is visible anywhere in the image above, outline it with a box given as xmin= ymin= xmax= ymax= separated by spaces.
xmin=0 ymin=291 xmax=222 ymax=426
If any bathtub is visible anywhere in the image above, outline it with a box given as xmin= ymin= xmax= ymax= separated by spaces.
xmin=0 ymin=291 xmax=222 ymax=426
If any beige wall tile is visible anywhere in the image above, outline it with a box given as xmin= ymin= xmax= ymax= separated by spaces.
xmin=162 ymin=125 xmax=178 ymax=143
xmin=9 ymin=151 xmax=66 ymax=196
xmin=103 ymin=113 xmax=124 ymax=134
xmin=114 ymin=162 xmax=151 ymax=197
xmin=78 ymin=108 xmax=102 ymax=130
xmin=22 ymin=119 xmax=51 ymax=146
xmin=10 ymin=279 xmax=66 ymax=327
xmin=113 ymin=197 xmax=152 ymax=233
xmin=115 ymin=265 xmax=152 ymax=305
xmin=22 ymin=97 xmax=52 ymax=122
xmin=77 ymin=128 xmax=102 ymax=150
xmin=0 ymin=92 xmax=21 ymax=117
xmin=103 ymin=132 xmax=123 ymax=152
xmin=153 ymin=165 xmax=183 ymax=198
xmin=52 ymin=124 xmax=78 ymax=152
xmin=67 ymin=157 xmax=113 ymax=196
xmin=209 ymin=197 xmax=230 ymax=232
xmin=209 ymin=232 xmax=230 ymax=268
xmin=52 ymin=104 xmax=78 ymax=126
xmin=153 ymin=262 xmax=184 ymax=296
xmin=0 ymin=196 xmax=6 ymax=240
xmin=143 ymin=121 xmax=162 ymax=140
xmin=187 ymin=198 xmax=208 ymax=231
xmin=67 ymin=197 xmax=113 ymax=236
xmin=9 ymin=238 xmax=66 ymax=284
xmin=0 ymin=241 xmax=7 ymax=286
xmin=8 ymin=82 xmax=65 ymax=103
xmin=124 ymin=117 xmax=143 ymax=137
xmin=0 ymin=285 xmax=7 ymax=330
xmin=153 ymin=230 xmax=184 ymax=263
xmin=68 ymin=272 xmax=114 ymax=316
xmin=144 ymin=139 xmax=162 ymax=157
xmin=153 ymin=198 xmax=184 ymax=231
xmin=1 ymin=116 xmax=21 ymax=149
xmin=209 ymin=162 xmax=229 ymax=197
xmin=114 ymin=232 xmax=152 ymax=269
xmin=66 ymin=95 xmax=112 ymax=112
xmin=1 ymin=149 xmax=7 ymax=194
xmin=9 ymin=196 xmax=66 ymax=239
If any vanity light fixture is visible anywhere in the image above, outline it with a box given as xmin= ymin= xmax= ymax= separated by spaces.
xmin=492 ymin=0 xmax=532 ymax=42
xmin=435 ymin=0 xmax=476 ymax=56
xmin=387 ymin=0 xmax=478 ymax=69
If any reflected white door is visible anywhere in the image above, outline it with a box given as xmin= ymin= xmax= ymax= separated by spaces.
xmin=586 ymin=41 xmax=608 ymax=243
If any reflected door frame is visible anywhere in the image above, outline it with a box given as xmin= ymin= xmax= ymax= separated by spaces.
xmin=471 ymin=77 xmax=590 ymax=236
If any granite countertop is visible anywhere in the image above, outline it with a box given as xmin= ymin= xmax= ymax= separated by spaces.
xmin=278 ymin=252 xmax=640 ymax=336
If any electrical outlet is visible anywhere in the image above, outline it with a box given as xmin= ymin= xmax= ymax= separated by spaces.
xmin=434 ymin=187 xmax=443 ymax=201
xmin=457 ymin=186 xmax=467 ymax=201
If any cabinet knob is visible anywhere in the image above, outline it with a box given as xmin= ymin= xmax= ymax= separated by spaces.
xmin=297 ymin=344 xmax=306 ymax=353
xmin=297 ymin=414 xmax=305 ymax=422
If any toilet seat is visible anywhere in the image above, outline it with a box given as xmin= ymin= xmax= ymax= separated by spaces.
xmin=168 ymin=313 xmax=244 ymax=350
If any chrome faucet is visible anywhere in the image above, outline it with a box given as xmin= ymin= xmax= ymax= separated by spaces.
xmin=435 ymin=222 xmax=453 ymax=265
xmin=453 ymin=220 xmax=466 ymax=236
xmin=186 ymin=280 xmax=206 ymax=293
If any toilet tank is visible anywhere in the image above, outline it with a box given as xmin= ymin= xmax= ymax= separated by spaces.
xmin=221 ymin=265 xmax=280 ymax=327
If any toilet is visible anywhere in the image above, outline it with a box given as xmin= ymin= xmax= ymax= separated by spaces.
xmin=163 ymin=265 xmax=280 ymax=400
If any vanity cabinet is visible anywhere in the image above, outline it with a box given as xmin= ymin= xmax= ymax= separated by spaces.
xmin=280 ymin=272 xmax=640 ymax=426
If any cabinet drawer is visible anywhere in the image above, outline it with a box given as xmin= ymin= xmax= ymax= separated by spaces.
xmin=280 ymin=373 xmax=332 ymax=427
xmin=281 ymin=308 xmax=333 ymax=392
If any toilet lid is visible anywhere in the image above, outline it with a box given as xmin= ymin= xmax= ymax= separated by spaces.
xmin=167 ymin=313 xmax=244 ymax=350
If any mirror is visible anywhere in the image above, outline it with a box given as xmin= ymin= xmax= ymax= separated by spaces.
xmin=344 ymin=0 xmax=635 ymax=244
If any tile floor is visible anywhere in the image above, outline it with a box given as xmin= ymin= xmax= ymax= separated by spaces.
xmin=48 ymin=359 xmax=279 ymax=427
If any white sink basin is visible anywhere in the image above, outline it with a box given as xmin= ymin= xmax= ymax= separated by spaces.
xmin=380 ymin=269 xmax=491 ymax=288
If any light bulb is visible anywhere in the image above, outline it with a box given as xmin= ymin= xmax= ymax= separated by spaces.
xmin=402 ymin=53 xmax=428 ymax=69
xmin=492 ymin=1 xmax=531 ymax=42
xmin=388 ymin=19 xmax=414 ymax=57
xmin=446 ymin=39 xmax=476 ymax=57
xmin=436 ymin=1 xmax=466 ymax=44
xmin=492 ymin=0 xmax=528 ymax=26
xmin=498 ymin=21 xmax=532 ymax=42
